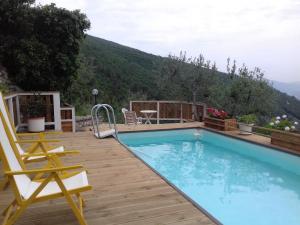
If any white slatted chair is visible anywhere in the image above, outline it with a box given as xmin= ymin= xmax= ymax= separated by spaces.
xmin=0 ymin=111 xmax=92 ymax=225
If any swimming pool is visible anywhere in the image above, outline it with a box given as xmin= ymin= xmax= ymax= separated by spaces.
xmin=119 ymin=129 xmax=300 ymax=225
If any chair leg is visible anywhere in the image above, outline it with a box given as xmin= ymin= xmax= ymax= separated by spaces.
xmin=76 ymin=193 xmax=86 ymax=213
xmin=55 ymin=175 xmax=88 ymax=225
xmin=0 ymin=176 xmax=9 ymax=191
xmin=2 ymin=200 xmax=16 ymax=216
xmin=65 ymin=194 xmax=88 ymax=225
xmin=5 ymin=207 xmax=26 ymax=225
xmin=1 ymin=204 xmax=13 ymax=225
xmin=3 ymin=202 xmax=27 ymax=225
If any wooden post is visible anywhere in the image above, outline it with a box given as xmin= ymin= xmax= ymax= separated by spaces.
xmin=202 ymin=103 xmax=207 ymax=121
xmin=72 ymin=107 xmax=76 ymax=133
xmin=15 ymin=96 xmax=21 ymax=129
xmin=180 ymin=103 xmax=183 ymax=123
xmin=157 ymin=101 xmax=160 ymax=124
xmin=53 ymin=93 xmax=61 ymax=131
xmin=130 ymin=101 xmax=132 ymax=111
xmin=8 ymin=98 xmax=14 ymax=125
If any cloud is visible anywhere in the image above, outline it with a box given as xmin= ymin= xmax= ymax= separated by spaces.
xmin=37 ymin=0 xmax=300 ymax=82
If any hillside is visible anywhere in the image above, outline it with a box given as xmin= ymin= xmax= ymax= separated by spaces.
xmin=272 ymin=81 xmax=300 ymax=100
xmin=68 ymin=35 xmax=300 ymax=121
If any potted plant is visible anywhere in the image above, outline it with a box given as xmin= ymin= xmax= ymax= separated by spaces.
xmin=27 ymin=94 xmax=46 ymax=132
xmin=237 ymin=114 xmax=257 ymax=135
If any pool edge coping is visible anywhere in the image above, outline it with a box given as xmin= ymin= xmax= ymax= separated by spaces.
xmin=118 ymin=126 xmax=300 ymax=157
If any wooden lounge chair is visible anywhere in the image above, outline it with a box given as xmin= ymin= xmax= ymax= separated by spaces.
xmin=122 ymin=108 xmax=142 ymax=125
xmin=0 ymin=93 xmax=79 ymax=191
xmin=0 ymin=111 xmax=92 ymax=225
xmin=0 ymin=92 xmax=72 ymax=163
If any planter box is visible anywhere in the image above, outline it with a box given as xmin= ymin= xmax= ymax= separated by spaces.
xmin=271 ymin=131 xmax=300 ymax=152
xmin=204 ymin=117 xmax=237 ymax=131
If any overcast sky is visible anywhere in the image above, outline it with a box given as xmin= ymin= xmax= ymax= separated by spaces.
xmin=38 ymin=0 xmax=300 ymax=82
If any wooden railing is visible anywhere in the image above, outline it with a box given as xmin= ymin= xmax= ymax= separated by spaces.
xmin=130 ymin=100 xmax=206 ymax=124
xmin=4 ymin=92 xmax=76 ymax=132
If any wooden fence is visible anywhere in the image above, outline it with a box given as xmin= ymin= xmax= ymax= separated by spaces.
xmin=130 ymin=100 xmax=206 ymax=124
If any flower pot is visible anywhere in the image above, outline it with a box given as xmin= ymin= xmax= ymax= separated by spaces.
xmin=27 ymin=117 xmax=45 ymax=132
xmin=238 ymin=123 xmax=254 ymax=135
xmin=204 ymin=117 xmax=237 ymax=131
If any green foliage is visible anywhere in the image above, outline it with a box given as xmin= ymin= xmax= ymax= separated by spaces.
xmin=159 ymin=54 xmax=277 ymax=123
xmin=67 ymin=35 xmax=162 ymax=117
xmin=0 ymin=83 xmax=8 ymax=94
xmin=26 ymin=93 xmax=46 ymax=118
xmin=0 ymin=0 xmax=90 ymax=92
xmin=159 ymin=52 xmax=218 ymax=102
xmin=265 ymin=116 xmax=298 ymax=131
xmin=224 ymin=60 xmax=276 ymax=117
xmin=237 ymin=114 xmax=257 ymax=124
xmin=72 ymin=37 xmax=300 ymax=123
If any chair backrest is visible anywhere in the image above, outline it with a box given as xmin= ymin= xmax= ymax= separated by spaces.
xmin=124 ymin=111 xmax=138 ymax=125
xmin=0 ymin=92 xmax=25 ymax=155
xmin=0 ymin=111 xmax=31 ymax=198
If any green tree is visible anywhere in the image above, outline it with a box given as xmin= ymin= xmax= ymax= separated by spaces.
xmin=159 ymin=52 xmax=218 ymax=119
xmin=225 ymin=59 xmax=276 ymax=118
xmin=0 ymin=0 xmax=90 ymax=92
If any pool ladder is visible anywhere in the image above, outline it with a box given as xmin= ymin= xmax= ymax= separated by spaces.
xmin=91 ymin=104 xmax=118 ymax=139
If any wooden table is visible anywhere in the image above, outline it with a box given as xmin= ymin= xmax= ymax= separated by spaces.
xmin=140 ymin=110 xmax=157 ymax=124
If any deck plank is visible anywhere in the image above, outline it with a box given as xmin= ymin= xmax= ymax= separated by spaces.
xmin=0 ymin=123 xmax=218 ymax=225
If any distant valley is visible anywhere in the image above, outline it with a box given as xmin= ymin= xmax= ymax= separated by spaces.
xmin=272 ymin=81 xmax=300 ymax=100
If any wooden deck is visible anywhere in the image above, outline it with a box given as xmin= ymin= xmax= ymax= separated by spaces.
xmin=1 ymin=122 xmax=291 ymax=225
xmin=0 ymin=122 xmax=216 ymax=225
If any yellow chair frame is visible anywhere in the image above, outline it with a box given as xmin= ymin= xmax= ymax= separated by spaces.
xmin=0 ymin=111 xmax=92 ymax=225
xmin=0 ymin=95 xmax=79 ymax=189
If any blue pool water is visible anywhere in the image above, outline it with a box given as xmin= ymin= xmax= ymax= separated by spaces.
xmin=119 ymin=129 xmax=300 ymax=225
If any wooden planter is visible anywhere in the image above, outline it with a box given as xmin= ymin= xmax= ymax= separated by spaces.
xmin=271 ymin=131 xmax=300 ymax=152
xmin=204 ymin=117 xmax=237 ymax=131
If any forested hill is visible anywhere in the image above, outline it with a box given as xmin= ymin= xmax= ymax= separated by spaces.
xmin=68 ymin=35 xmax=300 ymax=122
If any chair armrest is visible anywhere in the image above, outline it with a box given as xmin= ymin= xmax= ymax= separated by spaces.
xmin=5 ymin=165 xmax=83 ymax=176
xmin=43 ymin=131 xmax=63 ymax=135
xmin=22 ymin=150 xmax=80 ymax=158
xmin=17 ymin=131 xmax=63 ymax=137
xmin=15 ymin=139 xmax=60 ymax=144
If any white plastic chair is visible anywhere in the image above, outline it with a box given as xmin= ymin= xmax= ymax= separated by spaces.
xmin=121 ymin=108 xmax=142 ymax=125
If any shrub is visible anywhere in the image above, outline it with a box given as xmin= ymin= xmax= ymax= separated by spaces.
xmin=237 ymin=114 xmax=257 ymax=124
xmin=265 ymin=115 xmax=298 ymax=132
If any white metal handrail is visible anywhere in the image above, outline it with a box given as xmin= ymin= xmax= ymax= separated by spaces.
xmin=91 ymin=104 xmax=118 ymax=139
